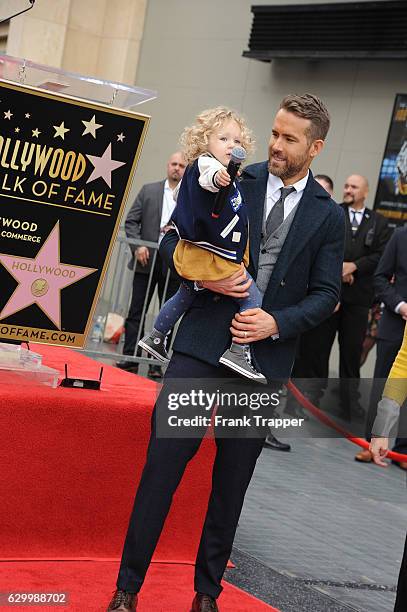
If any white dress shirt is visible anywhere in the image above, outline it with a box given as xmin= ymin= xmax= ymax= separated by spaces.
xmin=265 ymin=171 xmax=309 ymax=220
xmin=348 ymin=207 xmax=365 ymax=225
xmin=265 ymin=171 xmax=309 ymax=341
xmin=159 ymin=179 xmax=177 ymax=243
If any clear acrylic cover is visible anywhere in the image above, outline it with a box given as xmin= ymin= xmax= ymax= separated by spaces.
xmin=0 ymin=342 xmax=42 ymax=369
xmin=0 ymin=54 xmax=157 ymax=109
xmin=0 ymin=343 xmax=60 ymax=388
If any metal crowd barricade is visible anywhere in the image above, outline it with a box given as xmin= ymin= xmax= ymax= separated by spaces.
xmin=82 ymin=231 xmax=173 ymax=367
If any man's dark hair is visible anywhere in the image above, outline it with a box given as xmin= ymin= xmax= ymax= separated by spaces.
xmin=279 ymin=93 xmax=330 ymax=142
xmin=315 ymin=174 xmax=334 ymax=191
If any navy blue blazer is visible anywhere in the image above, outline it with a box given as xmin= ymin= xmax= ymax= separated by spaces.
xmin=160 ymin=162 xmax=345 ymax=380
xmin=171 ymin=158 xmax=248 ymax=263
xmin=374 ymin=226 xmax=407 ymax=343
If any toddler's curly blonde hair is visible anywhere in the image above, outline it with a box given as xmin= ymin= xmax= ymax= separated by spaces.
xmin=180 ymin=106 xmax=255 ymax=165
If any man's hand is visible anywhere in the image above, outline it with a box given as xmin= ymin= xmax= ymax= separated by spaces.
xmin=399 ymin=302 xmax=407 ymax=321
xmin=231 ymin=308 xmax=279 ymax=344
xmin=342 ymin=261 xmax=357 ymax=277
xmin=342 ymin=273 xmax=354 ymax=285
xmin=369 ymin=437 xmax=389 ymax=467
xmin=214 ymin=168 xmax=231 ymax=188
xmin=202 ymin=263 xmax=251 ymax=298
xmin=136 ymin=246 xmax=149 ymax=266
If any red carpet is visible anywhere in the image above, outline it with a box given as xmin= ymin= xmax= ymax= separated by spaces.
xmin=0 ymin=345 xmax=215 ymax=561
xmin=0 ymin=345 xmax=278 ymax=610
xmin=0 ymin=561 xmax=277 ymax=611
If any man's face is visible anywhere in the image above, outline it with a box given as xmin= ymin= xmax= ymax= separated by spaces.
xmin=343 ymin=175 xmax=368 ymax=208
xmin=268 ymin=109 xmax=320 ymax=182
xmin=167 ymin=153 xmax=186 ymax=183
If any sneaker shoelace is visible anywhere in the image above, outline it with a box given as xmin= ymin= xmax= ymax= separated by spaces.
xmin=243 ymin=346 xmax=260 ymax=374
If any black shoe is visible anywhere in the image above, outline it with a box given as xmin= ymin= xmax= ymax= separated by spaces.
xmin=107 ymin=589 xmax=138 ymax=611
xmin=147 ymin=365 xmax=163 ymax=380
xmin=263 ymin=434 xmax=291 ymax=452
xmin=116 ymin=360 xmax=139 ymax=373
xmin=138 ymin=329 xmax=170 ymax=363
xmin=191 ymin=593 xmax=219 ymax=612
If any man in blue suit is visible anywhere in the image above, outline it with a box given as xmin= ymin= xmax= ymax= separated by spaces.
xmin=107 ymin=94 xmax=345 ymax=612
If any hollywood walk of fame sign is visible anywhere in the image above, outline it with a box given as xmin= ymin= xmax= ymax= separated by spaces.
xmin=0 ymin=79 xmax=149 ymax=347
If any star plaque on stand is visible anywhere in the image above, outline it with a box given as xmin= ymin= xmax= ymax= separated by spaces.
xmin=0 ymin=55 xmax=156 ymax=384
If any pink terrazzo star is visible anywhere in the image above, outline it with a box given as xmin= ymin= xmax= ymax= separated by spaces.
xmin=86 ymin=143 xmax=126 ymax=188
xmin=0 ymin=222 xmax=97 ymax=329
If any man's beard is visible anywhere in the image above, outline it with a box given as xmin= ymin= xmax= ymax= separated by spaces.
xmin=268 ymin=150 xmax=310 ymax=181
xmin=343 ymin=194 xmax=355 ymax=205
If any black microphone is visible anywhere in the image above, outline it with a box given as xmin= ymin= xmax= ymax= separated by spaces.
xmin=212 ymin=146 xmax=246 ymax=219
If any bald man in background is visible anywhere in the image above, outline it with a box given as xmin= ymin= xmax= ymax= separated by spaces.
xmin=308 ymin=175 xmax=391 ymax=416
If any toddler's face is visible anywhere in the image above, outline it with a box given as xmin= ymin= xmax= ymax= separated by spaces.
xmin=207 ymin=119 xmax=242 ymax=166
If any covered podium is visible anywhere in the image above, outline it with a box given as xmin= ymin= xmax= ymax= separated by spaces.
xmin=0 ymin=55 xmax=152 ymax=350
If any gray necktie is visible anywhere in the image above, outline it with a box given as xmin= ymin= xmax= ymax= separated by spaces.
xmin=350 ymin=210 xmax=359 ymax=234
xmin=266 ymin=186 xmax=296 ymax=236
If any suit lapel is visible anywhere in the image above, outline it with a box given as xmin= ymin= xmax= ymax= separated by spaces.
xmin=343 ymin=205 xmax=370 ymax=241
xmin=264 ymin=175 xmax=331 ymax=300
xmin=239 ymin=163 xmax=268 ymax=274
xmin=357 ymin=208 xmax=371 ymax=235
xmin=240 ymin=166 xmax=331 ymax=297
xmin=277 ymin=192 xmax=327 ymax=268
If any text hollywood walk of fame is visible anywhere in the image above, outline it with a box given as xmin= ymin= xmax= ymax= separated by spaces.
xmin=0 ymin=82 xmax=147 ymax=343
xmin=0 ymin=105 xmax=128 ymax=213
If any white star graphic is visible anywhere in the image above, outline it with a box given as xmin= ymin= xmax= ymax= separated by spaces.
xmin=32 ymin=128 xmax=41 ymax=138
xmin=117 ymin=133 xmax=125 ymax=142
xmin=4 ymin=110 xmax=12 ymax=120
xmin=86 ymin=143 xmax=126 ymax=188
xmin=53 ymin=121 xmax=70 ymax=140
xmin=25 ymin=113 xmax=31 ymax=119
xmin=82 ymin=115 xmax=103 ymax=139
xmin=14 ymin=127 xmax=20 ymax=133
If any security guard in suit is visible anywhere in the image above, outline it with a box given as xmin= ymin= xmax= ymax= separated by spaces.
xmin=310 ymin=175 xmax=391 ymax=413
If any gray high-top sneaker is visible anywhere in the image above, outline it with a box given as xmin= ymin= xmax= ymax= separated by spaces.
xmin=138 ymin=328 xmax=169 ymax=363
xmin=219 ymin=342 xmax=267 ymax=383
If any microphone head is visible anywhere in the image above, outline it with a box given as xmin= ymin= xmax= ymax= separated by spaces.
xmin=230 ymin=146 xmax=246 ymax=164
